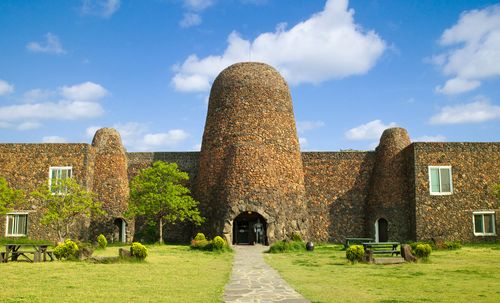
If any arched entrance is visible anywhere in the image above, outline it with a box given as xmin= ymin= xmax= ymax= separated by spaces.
xmin=233 ymin=212 xmax=267 ymax=245
xmin=375 ymin=218 xmax=389 ymax=242
xmin=113 ymin=218 xmax=127 ymax=243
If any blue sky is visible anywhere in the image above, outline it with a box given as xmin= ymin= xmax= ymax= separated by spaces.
xmin=0 ymin=0 xmax=499 ymax=151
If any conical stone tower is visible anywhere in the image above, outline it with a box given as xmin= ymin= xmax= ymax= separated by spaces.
xmin=196 ymin=62 xmax=308 ymax=244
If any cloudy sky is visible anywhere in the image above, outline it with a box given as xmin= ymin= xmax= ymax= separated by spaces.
xmin=1 ymin=0 xmax=499 ymax=151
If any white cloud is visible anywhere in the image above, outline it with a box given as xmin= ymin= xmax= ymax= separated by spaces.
xmin=180 ymin=13 xmax=202 ymax=28
xmin=0 ymin=79 xmax=14 ymax=96
xmin=298 ymin=137 xmax=308 ymax=147
xmin=192 ymin=143 xmax=202 ymax=151
xmin=26 ymin=33 xmax=66 ymax=55
xmin=172 ymin=0 xmax=385 ymax=92
xmin=296 ymin=120 xmax=325 ymax=133
xmin=88 ymin=122 xmax=190 ymax=151
xmin=42 ymin=136 xmax=67 ymax=143
xmin=345 ymin=119 xmax=397 ymax=140
xmin=435 ymin=78 xmax=481 ymax=95
xmin=59 ymin=82 xmax=108 ymax=102
xmin=429 ymin=97 xmax=500 ymax=124
xmin=0 ymin=121 xmax=12 ymax=128
xmin=17 ymin=121 xmax=42 ymax=131
xmin=412 ymin=135 xmax=446 ymax=142
xmin=82 ymin=0 xmax=121 ymax=18
xmin=0 ymin=82 xmax=107 ymax=122
xmin=183 ymin=0 xmax=214 ymax=11
xmin=434 ymin=5 xmax=500 ymax=95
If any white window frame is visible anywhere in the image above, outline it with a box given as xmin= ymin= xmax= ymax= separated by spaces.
xmin=473 ymin=211 xmax=496 ymax=236
xmin=49 ymin=166 xmax=73 ymax=193
xmin=5 ymin=212 xmax=29 ymax=237
xmin=428 ymin=166 xmax=453 ymax=195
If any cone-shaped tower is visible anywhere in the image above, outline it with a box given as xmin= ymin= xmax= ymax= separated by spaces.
xmin=196 ymin=62 xmax=308 ymax=244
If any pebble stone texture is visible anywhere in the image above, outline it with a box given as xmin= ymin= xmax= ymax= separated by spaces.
xmin=90 ymin=128 xmax=133 ymax=242
xmin=195 ymin=62 xmax=309 ymax=243
xmin=412 ymin=142 xmax=500 ymax=243
xmin=366 ymin=128 xmax=413 ymax=242
xmin=223 ymin=245 xmax=310 ymax=303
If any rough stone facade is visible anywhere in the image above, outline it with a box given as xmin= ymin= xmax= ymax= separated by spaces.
xmin=195 ymin=62 xmax=308 ymax=243
xmin=1 ymin=62 xmax=499 ymax=244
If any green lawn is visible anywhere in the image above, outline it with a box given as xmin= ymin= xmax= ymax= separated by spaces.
xmin=265 ymin=244 xmax=500 ymax=303
xmin=0 ymin=244 xmax=233 ymax=303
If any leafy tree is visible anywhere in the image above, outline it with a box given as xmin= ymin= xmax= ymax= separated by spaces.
xmin=0 ymin=177 xmax=25 ymax=215
xmin=31 ymin=178 xmax=105 ymax=242
xmin=128 ymin=161 xmax=204 ymax=244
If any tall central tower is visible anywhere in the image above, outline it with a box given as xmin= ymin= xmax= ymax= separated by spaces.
xmin=195 ymin=62 xmax=308 ymax=244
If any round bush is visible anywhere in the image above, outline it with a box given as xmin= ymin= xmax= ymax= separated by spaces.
xmin=54 ymin=239 xmax=79 ymax=260
xmin=131 ymin=242 xmax=148 ymax=260
xmin=194 ymin=233 xmax=206 ymax=241
xmin=213 ymin=236 xmax=226 ymax=250
xmin=346 ymin=245 xmax=364 ymax=263
xmin=97 ymin=234 xmax=107 ymax=249
xmin=414 ymin=243 xmax=432 ymax=259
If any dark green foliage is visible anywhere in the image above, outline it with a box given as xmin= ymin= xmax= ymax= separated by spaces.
xmin=493 ymin=184 xmax=500 ymax=197
xmin=0 ymin=177 xmax=25 ymax=215
xmin=345 ymin=245 xmax=364 ymax=263
xmin=97 ymin=234 xmax=107 ymax=249
xmin=291 ymin=233 xmax=303 ymax=242
xmin=194 ymin=233 xmax=206 ymax=241
xmin=414 ymin=243 xmax=432 ymax=259
xmin=128 ymin=161 xmax=204 ymax=244
xmin=268 ymin=240 xmax=306 ymax=253
xmin=54 ymin=239 xmax=79 ymax=260
xmin=443 ymin=241 xmax=462 ymax=250
xmin=131 ymin=242 xmax=148 ymax=260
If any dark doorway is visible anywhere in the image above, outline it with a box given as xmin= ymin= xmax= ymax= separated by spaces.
xmin=376 ymin=218 xmax=389 ymax=242
xmin=114 ymin=218 xmax=127 ymax=243
xmin=233 ymin=212 xmax=267 ymax=245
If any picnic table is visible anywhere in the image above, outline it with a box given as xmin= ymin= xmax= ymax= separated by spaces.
xmin=362 ymin=242 xmax=400 ymax=256
xmin=344 ymin=237 xmax=374 ymax=249
xmin=1 ymin=244 xmax=54 ymax=263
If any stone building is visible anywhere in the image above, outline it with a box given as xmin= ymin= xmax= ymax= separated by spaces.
xmin=1 ymin=62 xmax=499 ymax=244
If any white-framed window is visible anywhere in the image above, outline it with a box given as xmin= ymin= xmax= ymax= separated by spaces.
xmin=49 ymin=166 xmax=72 ymax=193
xmin=5 ymin=213 xmax=28 ymax=237
xmin=473 ymin=211 xmax=496 ymax=236
xmin=428 ymin=166 xmax=453 ymax=195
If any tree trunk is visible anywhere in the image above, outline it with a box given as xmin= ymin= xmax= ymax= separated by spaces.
xmin=159 ymin=217 xmax=163 ymax=244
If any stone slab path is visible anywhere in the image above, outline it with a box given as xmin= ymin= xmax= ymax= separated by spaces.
xmin=223 ymin=245 xmax=310 ymax=303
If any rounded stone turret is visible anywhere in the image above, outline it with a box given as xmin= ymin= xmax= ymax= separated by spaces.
xmin=195 ymin=62 xmax=308 ymax=243
xmin=367 ymin=127 xmax=412 ymax=241
xmin=91 ymin=128 xmax=132 ymax=242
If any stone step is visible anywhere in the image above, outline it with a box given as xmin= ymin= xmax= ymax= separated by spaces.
xmin=373 ymin=257 xmax=406 ymax=265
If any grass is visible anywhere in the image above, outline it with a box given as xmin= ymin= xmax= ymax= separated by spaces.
xmin=0 ymin=244 xmax=233 ymax=303
xmin=265 ymin=243 xmax=500 ymax=303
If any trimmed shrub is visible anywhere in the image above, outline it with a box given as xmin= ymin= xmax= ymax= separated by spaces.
xmin=443 ymin=240 xmax=462 ymax=250
xmin=346 ymin=245 xmax=364 ymax=264
xmin=194 ymin=233 xmax=206 ymax=241
xmin=212 ymin=236 xmax=226 ymax=250
xmin=269 ymin=240 xmax=305 ymax=253
xmin=131 ymin=242 xmax=148 ymax=260
xmin=97 ymin=234 xmax=107 ymax=249
xmin=414 ymin=243 xmax=432 ymax=259
xmin=54 ymin=239 xmax=79 ymax=260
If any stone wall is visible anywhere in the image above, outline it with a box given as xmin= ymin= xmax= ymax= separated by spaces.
xmin=302 ymin=151 xmax=375 ymax=242
xmin=413 ymin=142 xmax=500 ymax=242
xmin=0 ymin=143 xmax=93 ymax=241
xmin=126 ymin=152 xmax=200 ymax=243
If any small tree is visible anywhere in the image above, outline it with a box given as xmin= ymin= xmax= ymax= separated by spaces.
xmin=0 ymin=177 xmax=25 ymax=215
xmin=31 ymin=178 xmax=105 ymax=243
xmin=128 ymin=161 xmax=204 ymax=244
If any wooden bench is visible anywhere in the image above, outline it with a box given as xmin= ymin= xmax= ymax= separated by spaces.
xmin=362 ymin=242 xmax=400 ymax=256
xmin=344 ymin=237 xmax=373 ymax=249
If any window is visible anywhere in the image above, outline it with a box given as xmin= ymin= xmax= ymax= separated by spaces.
xmin=473 ymin=212 xmax=496 ymax=236
xmin=428 ymin=166 xmax=453 ymax=195
xmin=49 ymin=166 xmax=72 ymax=193
xmin=5 ymin=213 xmax=28 ymax=237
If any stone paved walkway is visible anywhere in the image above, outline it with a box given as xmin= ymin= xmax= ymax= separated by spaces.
xmin=223 ymin=245 xmax=310 ymax=303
